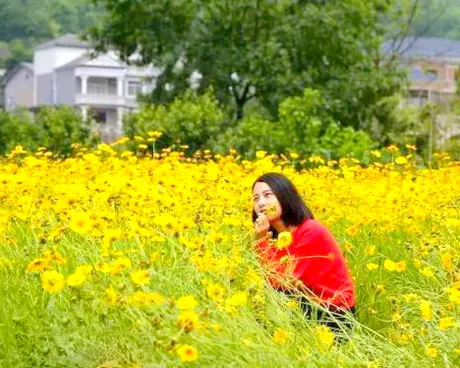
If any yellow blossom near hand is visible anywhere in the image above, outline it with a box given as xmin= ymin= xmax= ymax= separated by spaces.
xmin=177 ymin=344 xmax=198 ymax=362
xmin=420 ymin=300 xmax=433 ymax=321
xmin=265 ymin=204 xmax=277 ymax=215
xmin=41 ymin=270 xmax=66 ymax=293
xmin=276 ymin=231 xmax=292 ymax=249
xmin=131 ymin=270 xmax=150 ymax=285
xmin=176 ymin=295 xmax=198 ymax=310
xmin=272 ymin=328 xmax=289 ymax=345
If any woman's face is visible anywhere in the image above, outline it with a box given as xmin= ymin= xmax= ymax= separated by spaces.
xmin=252 ymin=182 xmax=282 ymax=221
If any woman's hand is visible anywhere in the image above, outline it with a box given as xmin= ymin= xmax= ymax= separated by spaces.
xmin=254 ymin=212 xmax=270 ymax=239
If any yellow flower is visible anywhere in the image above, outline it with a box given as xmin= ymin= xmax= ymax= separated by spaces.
xmin=364 ymin=245 xmax=376 ymax=255
xmin=226 ymin=292 xmax=248 ymax=307
xmin=110 ymin=257 xmax=132 ymax=274
xmin=206 ymin=282 xmax=226 ymax=302
xmin=41 ymin=270 xmax=66 ymax=293
xmin=441 ymin=253 xmax=453 ymax=270
xmin=105 ymin=287 xmax=118 ymax=305
xmin=425 ymin=345 xmax=439 ymax=358
xmin=26 ymin=258 xmax=51 ymax=273
xmin=439 ymin=316 xmax=455 ymax=330
xmin=395 ymin=156 xmax=408 ymax=165
xmin=346 ymin=225 xmax=359 ymax=237
xmin=177 ymin=344 xmax=198 ymax=362
xmin=177 ymin=311 xmax=199 ymax=332
xmin=420 ymin=266 xmax=434 ymax=278
xmin=276 ymin=231 xmax=292 ymax=249
xmin=272 ymin=328 xmax=289 ymax=345
xmin=130 ymin=270 xmax=150 ymax=285
xmin=67 ymin=270 xmax=87 ymax=287
xmin=447 ymin=287 xmax=460 ymax=304
xmin=420 ymin=300 xmax=433 ymax=321
xmin=255 ymin=150 xmax=266 ymax=159
xmin=366 ymin=263 xmax=378 ymax=271
xmin=395 ymin=261 xmax=406 ymax=272
xmin=176 ymin=295 xmax=198 ymax=310
xmin=313 ymin=325 xmax=335 ymax=351
xmin=69 ymin=212 xmax=93 ymax=235
xmin=384 ymin=259 xmax=396 ymax=272
xmin=266 ymin=204 xmax=277 ymax=215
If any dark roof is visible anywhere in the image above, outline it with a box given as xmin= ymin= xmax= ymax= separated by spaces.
xmin=383 ymin=37 xmax=460 ymax=59
xmin=35 ymin=34 xmax=89 ymax=51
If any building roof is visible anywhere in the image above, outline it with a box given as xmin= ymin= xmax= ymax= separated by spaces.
xmin=35 ymin=33 xmax=89 ymax=51
xmin=383 ymin=37 xmax=460 ymax=59
xmin=57 ymin=52 xmax=125 ymax=70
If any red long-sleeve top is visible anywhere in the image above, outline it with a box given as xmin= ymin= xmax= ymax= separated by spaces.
xmin=256 ymin=219 xmax=356 ymax=310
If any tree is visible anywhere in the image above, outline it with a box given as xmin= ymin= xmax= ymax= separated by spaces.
xmin=88 ymin=0 xmax=407 ymax=134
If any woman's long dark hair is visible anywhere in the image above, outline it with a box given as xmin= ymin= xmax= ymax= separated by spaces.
xmin=252 ymin=172 xmax=314 ymax=237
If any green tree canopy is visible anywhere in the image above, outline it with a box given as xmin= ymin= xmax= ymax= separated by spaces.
xmin=89 ymin=0 xmax=408 ymax=136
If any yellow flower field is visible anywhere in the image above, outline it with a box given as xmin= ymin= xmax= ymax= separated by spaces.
xmin=0 ymin=142 xmax=459 ymax=367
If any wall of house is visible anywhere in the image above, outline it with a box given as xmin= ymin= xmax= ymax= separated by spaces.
xmin=36 ymin=73 xmax=54 ymax=105
xmin=410 ymin=60 xmax=458 ymax=95
xmin=34 ymin=47 xmax=87 ymax=75
xmin=4 ymin=68 xmax=34 ymax=110
xmin=55 ymin=69 xmax=76 ymax=105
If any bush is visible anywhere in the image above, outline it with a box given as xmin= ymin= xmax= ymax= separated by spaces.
xmin=35 ymin=106 xmax=94 ymax=155
xmin=207 ymin=115 xmax=286 ymax=157
xmin=277 ymin=89 xmax=375 ymax=159
xmin=123 ymin=90 xmax=227 ymax=153
xmin=0 ymin=106 xmax=96 ymax=156
xmin=0 ymin=109 xmax=42 ymax=154
xmin=127 ymin=88 xmax=377 ymax=160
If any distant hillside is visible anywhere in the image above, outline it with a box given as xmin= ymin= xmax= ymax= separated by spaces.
xmin=0 ymin=0 xmax=103 ymax=69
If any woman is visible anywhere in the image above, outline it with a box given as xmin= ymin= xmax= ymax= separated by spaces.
xmin=252 ymin=172 xmax=356 ymax=341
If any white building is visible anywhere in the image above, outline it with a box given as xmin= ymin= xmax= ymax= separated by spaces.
xmin=2 ymin=34 xmax=161 ymax=142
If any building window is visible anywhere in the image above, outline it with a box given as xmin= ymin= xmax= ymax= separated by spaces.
xmin=127 ymin=81 xmax=143 ymax=97
xmin=87 ymin=78 xmax=117 ymax=95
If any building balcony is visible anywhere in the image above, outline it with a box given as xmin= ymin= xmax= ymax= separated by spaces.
xmin=75 ymin=93 xmax=128 ymax=107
